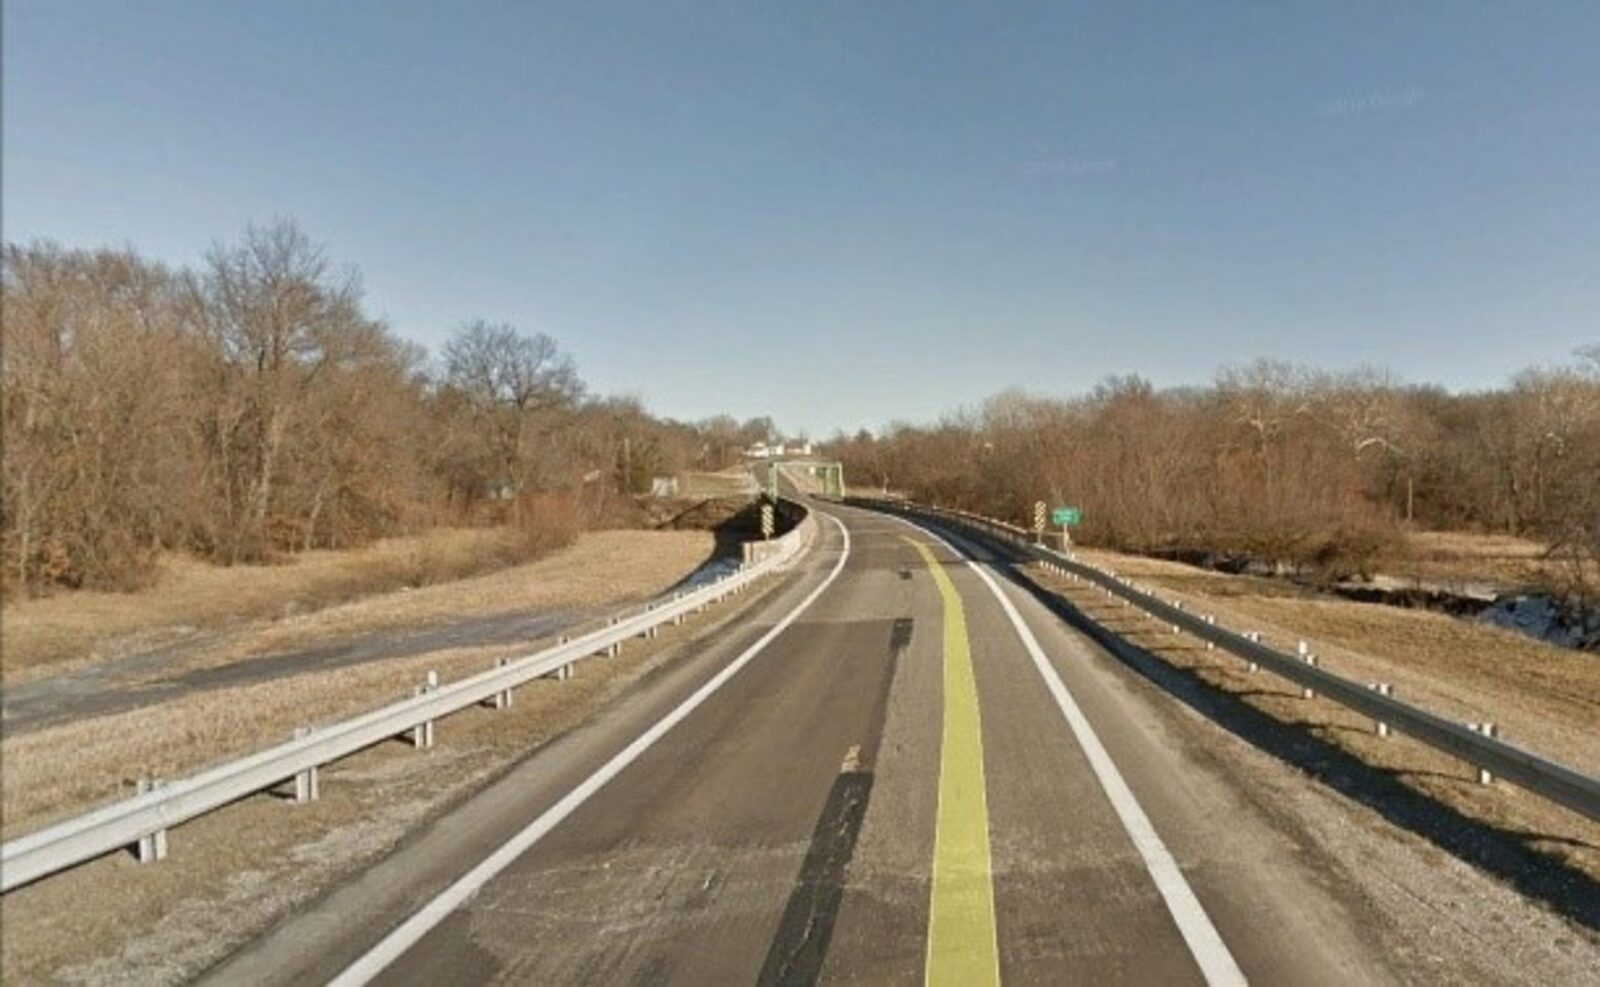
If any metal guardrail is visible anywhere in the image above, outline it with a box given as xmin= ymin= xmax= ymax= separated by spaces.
xmin=0 ymin=504 xmax=819 ymax=894
xmin=869 ymin=499 xmax=1600 ymax=825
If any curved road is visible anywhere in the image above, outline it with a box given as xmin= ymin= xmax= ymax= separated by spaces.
xmin=206 ymin=501 xmax=1395 ymax=985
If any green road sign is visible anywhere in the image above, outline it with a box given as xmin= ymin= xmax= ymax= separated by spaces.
xmin=1051 ymin=507 xmax=1082 ymax=526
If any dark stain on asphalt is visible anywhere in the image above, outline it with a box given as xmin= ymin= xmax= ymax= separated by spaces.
xmin=757 ymin=616 xmax=909 ymax=986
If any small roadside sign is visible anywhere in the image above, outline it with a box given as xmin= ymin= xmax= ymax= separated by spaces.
xmin=1032 ymin=501 xmax=1047 ymax=533
xmin=1051 ymin=507 xmax=1082 ymax=527
xmin=761 ymin=503 xmax=775 ymax=540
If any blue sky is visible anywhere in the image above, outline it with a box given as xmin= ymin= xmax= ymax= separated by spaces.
xmin=6 ymin=2 xmax=1598 ymax=436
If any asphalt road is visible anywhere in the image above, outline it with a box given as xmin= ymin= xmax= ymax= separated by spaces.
xmin=207 ymin=501 xmax=1398 ymax=985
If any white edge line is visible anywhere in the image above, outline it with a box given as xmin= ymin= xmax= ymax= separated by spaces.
xmin=891 ymin=514 xmax=1247 ymax=987
xmin=328 ymin=511 xmax=851 ymax=986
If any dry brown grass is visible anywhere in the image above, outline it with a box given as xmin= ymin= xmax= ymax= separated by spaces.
xmin=1 ymin=529 xmax=717 ymax=836
xmin=3 ymin=642 xmax=528 ymax=835
xmin=1396 ymin=529 xmax=1553 ymax=588
xmin=1032 ymin=546 xmax=1600 ymax=879
xmin=678 ymin=468 xmax=760 ymax=499
xmin=1 ymin=528 xmax=711 ymax=685
xmin=114 ymin=530 xmax=715 ymax=687
xmin=0 ymin=567 xmax=792 ymax=985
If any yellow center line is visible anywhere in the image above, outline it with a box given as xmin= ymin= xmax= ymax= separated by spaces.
xmin=905 ymin=537 xmax=1001 ymax=987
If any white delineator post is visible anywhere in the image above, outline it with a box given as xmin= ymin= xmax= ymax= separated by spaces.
xmin=1368 ymin=682 xmax=1393 ymax=737
xmin=1297 ymin=641 xmax=1317 ymax=699
xmin=1469 ymin=723 xmax=1498 ymax=784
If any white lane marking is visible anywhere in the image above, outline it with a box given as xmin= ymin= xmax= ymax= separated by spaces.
xmin=329 ymin=513 xmax=853 ymax=986
xmin=894 ymin=515 xmax=1247 ymax=987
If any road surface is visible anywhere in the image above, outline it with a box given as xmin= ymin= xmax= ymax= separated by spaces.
xmin=207 ymin=501 xmax=1399 ymax=985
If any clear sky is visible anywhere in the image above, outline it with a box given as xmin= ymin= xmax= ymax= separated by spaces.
xmin=6 ymin=2 xmax=1598 ymax=437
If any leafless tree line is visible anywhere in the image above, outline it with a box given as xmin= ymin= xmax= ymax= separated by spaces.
xmin=829 ymin=353 xmax=1600 ymax=592
xmin=1 ymin=220 xmax=776 ymax=593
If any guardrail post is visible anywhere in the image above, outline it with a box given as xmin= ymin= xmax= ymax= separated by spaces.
xmin=673 ymin=592 xmax=686 ymax=625
xmin=1203 ymin=615 xmax=1215 ymax=649
xmin=1301 ymin=654 xmax=1318 ymax=699
xmin=411 ymin=671 xmax=438 ymax=748
xmin=487 ymin=657 xmax=515 ymax=707
xmin=1469 ymin=723 xmax=1497 ymax=783
xmin=292 ymin=727 xmax=320 ymax=802
xmin=602 ymin=617 xmax=621 ymax=657
xmin=1368 ymin=683 xmax=1393 ymax=737
xmin=642 ymin=603 xmax=659 ymax=639
xmin=135 ymin=778 xmax=169 ymax=863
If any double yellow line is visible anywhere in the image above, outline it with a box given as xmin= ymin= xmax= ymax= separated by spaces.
xmin=905 ymin=538 xmax=1000 ymax=986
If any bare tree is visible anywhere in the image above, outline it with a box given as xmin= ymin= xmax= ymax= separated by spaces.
xmin=441 ymin=321 xmax=583 ymax=500
xmin=196 ymin=219 xmax=368 ymax=559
